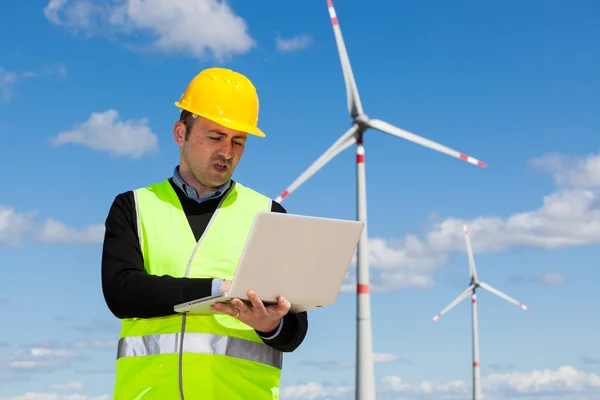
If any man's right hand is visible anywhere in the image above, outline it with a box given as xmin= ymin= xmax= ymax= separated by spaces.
xmin=220 ymin=280 xmax=231 ymax=294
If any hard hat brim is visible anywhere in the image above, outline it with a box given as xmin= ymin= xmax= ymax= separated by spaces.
xmin=175 ymin=102 xmax=266 ymax=138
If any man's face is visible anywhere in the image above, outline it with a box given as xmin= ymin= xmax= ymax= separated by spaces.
xmin=175 ymin=115 xmax=247 ymax=190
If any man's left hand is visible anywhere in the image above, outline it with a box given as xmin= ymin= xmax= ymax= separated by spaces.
xmin=210 ymin=290 xmax=291 ymax=333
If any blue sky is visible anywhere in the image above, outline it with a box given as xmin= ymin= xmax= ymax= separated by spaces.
xmin=1 ymin=0 xmax=599 ymax=399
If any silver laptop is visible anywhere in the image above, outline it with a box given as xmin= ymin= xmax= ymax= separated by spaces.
xmin=174 ymin=211 xmax=364 ymax=314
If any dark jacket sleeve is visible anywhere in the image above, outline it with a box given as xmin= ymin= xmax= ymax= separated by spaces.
xmin=101 ymin=191 xmax=214 ymax=319
xmin=255 ymin=200 xmax=309 ymax=352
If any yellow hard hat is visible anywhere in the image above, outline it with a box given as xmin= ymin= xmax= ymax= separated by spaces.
xmin=175 ymin=67 xmax=265 ymax=138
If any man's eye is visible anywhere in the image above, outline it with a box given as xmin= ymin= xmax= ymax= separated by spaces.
xmin=209 ymin=137 xmax=220 ymax=141
xmin=234 ymin=141 xmax=245 ymax=146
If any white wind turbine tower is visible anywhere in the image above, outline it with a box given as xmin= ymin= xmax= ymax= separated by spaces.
xmin=430 ymin=222 xmax=530 ymax=400
xmin=274 ymin=1 xmax=487 ymax=398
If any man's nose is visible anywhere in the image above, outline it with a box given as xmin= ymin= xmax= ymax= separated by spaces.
xmin=218 ymin=140 xmax=235 ymax=159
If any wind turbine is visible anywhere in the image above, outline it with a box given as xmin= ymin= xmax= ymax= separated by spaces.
xmin=430 ymin=222 xmax=530 ymax=400
xmin=274 ymin=1 xmax=487 ymax=398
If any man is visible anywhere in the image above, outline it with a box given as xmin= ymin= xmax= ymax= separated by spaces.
xmin=101 ymin=67 xmax=308 ymax=400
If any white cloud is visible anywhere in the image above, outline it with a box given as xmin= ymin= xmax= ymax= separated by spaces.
xmin=281 ymin=382 xmax=351 ymax=400
xmin=0 ymin=205 xmax=36 ymax=246
xmin=383 ymin=365 xmax=600 ymax=399
xmin=0 ymin=204 xmax=102 ymax=246
xmin=282 ymin=366 xmax=600 ymax=399
xmin=1 ymin=346 xmax=77 ymax=372
xmin=530 ymin=152 xmax=600 ymax=188
xmin=0 ymin=340 xmax=115 ymax=390
xmin=50 ymin=381 xmax=84 ymax=391
xmin=43 ymin=0 xmax=255 ymax=60
xmin=50 ymin=109 xmax=158 ymax=159
xmin=276 ymin=34 xmax=312 ymax=53
xmin=39 ymin=219 xmax=104 ymax=244
xmin=338 ymin=151 xmax=600 ymax=292
xmin=0 ymin=64 xmax=66 ymax=101
xmin=539 ymin=272 xmax=566 ymax=285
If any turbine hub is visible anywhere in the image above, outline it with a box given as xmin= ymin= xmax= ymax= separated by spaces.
xmin=353 ymin=113 xmax=370 ymax=130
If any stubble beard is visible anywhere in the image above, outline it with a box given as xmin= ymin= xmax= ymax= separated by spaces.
xmin=189 ymin=158 xmax=233 ymax=190
xmin=180 ymin=156 xmax=221 ymax=195
xmin=197 ymin=167 xmax=230 ymax=188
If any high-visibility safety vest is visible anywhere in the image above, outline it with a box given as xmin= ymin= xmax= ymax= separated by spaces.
xmin=112 ymin=179 xmax=283 ymax=400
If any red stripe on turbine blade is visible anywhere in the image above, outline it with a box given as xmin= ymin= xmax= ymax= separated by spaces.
xmin=280 ymin=190 xmax=289 ymax=199
xmin=473 ymin=361 xmax=480 ymax=367
xmin=459 ymin=153 xmax=487 ymax=168
xmin=357 ymin=284 xmax=369 ymax=294
xmin=357 ymin=154 xmax=364 ymax=163
xmin=327 ymin=0 xmax=338 ymax=25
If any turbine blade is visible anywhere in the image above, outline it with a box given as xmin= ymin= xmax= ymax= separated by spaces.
xmin=275 ymin=125 xmax=358 ymax=203
xmin=327 ymin=0 xmax=363 ymax=118
xmin=463 ymin=221 xmax=478 ymax=280
xmin=430 ymin=284 xmax=475 ymax=323
xmin=367 ymin=118 xmax=487 ymax=168
xmin=478 ymin=281 xmax=529 ymax=311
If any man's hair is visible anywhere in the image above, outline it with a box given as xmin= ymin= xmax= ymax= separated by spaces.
xmin=179 ymin=110 xmax=196 ymax=140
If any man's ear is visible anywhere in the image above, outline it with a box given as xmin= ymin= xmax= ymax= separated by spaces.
xmin=173 ymin=121 xmax=186 ymax=145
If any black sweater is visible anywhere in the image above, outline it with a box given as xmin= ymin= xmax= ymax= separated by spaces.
xmin=101 ymin=178 xmax=308 ymax=353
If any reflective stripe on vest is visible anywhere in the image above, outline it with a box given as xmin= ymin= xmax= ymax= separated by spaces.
xmin=117 ymin=332 xmax=283 ymax=369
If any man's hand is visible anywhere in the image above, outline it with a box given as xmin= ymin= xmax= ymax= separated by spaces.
xmin=211 ymin=290 xmax=291 ymax=333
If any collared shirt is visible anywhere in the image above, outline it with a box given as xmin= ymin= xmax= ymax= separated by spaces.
xmin=171 ymin=166 xmax=283 ymax=339
xmin=172 ymin=166 xmax=232 ymax=203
